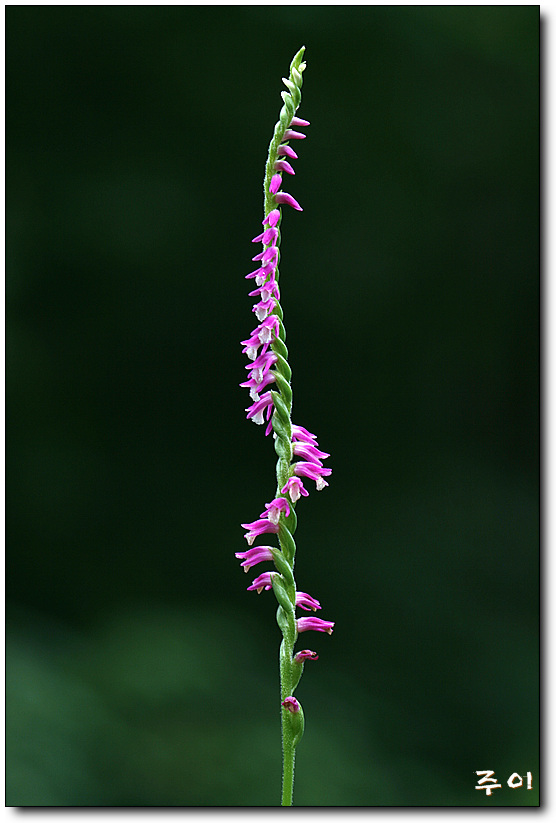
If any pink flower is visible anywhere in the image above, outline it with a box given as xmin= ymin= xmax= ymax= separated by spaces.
xmin=292 ymin=441 xmax=330 ymax=463
xmin=245 ymin=262 xmax=275 ymax=282
xmin=252 ymin=244 xmax=279 ymax=266
xmin=281 ymin=477 xmax=309 ymax=503
xmin=261 ymin=497 xmax=291 ymax=525
xmin=277 ymin=144 xmax=298 ymax=160
xmin=274 ymin=192 xmax=303 ymax=211
xmin=290 ymin=116 xmax=310 ymax=127
xmin=291 ymin=425 xmax=318 ymax=443
xmin=263 ymin=209 xmax=281 ymax=227
xmin=252 ymin=226 xmax=279 ymax=245
xmin=293 ymin=649 xmax=319 ymax=664
xmin=240 ymin=317 xmax=279 ymax=361
xmin=252 ymin=297 xmax=276 ymax=322
xmin=282 ymin=696 xmax=301 ymax=713
xmin=245 ymin=351 xmax=277 ymax=384
xmin=269 ymin=174 xmax=282 ymax=194
xmin=241 ymin=518 xmax=279 ymax=546
xmin=240 ymin=331 xmax=268 ymax=362
xmin=297 ymin=617 xmax=334 ymax=635
xmin=247 ymin=571 xmax=276 ymax=593
xmin=245 ymin=391 xmax=274 ymax=425
xmin=295 ymin=591 xmax=321 ymax=612
xmin=248 ymin=276 xmax=280 ymax=302
xmin=282 ymin=129 xmax=306 ymax=140
xmin=235 ymin=546 xmax=274 ymax=573
xmin=256 ymin=315 xmax=280 ymax=345
xmin=293 ymin=461 xmax=332 ymax=490
xmin=274 ymin=159 xmax=295 ymax=176
xmin=240 ymin=371 xmax=275 ymax=400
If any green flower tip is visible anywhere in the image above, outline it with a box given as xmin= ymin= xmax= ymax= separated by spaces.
xmin=290 ymin=46 xmax=306 ymax=74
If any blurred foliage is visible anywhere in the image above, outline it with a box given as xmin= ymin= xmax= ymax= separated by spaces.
xmin=6 ymin=5 xmax=538 ymax=807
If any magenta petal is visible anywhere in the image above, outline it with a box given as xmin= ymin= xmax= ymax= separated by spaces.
xmin=261 ymin=497 xmax=291 ymax=524
xmin=269 ymin=174 xmax=282 ymax=194
xmin=293 ymin=649 xmax=319 ymax=663
xmin=292 ymin=461 xmax=331 ymax=491
xmin=245 ymin=264 xmax=273 ymax=280
xmin=292 ymin=442 xmax=330 ymax=462
xmin=274 ymin=159 xmax=295 ymax=176
xmin=241 ymin=518 xmax=279 ymax=546
xmin=277 ymin=145 xmax=298 ymax=160
xmin=235 ymin=546 xmax=274 ymax=572
xmin=296 ymin=591 xmax=321 ymax=611
xmin=245 ymin=391 xmax=274 ymax=425
xmin=262 ymin=226 xmax=278 ymax=245
xmin=297 ymin=616 xmax=335 ymax=635
xmin=274 ymin=192 xmax=303 ymax=211
xmin=263 ymin=209 xmax=281 ymax=227
xmin=291 ymin=425 xmax=319 ymax=443
xmin=247 ymin=571 xmax=276 ymax=593
xmin=290 ymin=116 xmax=310 ymax=127
xmin=281 ymin=477 xmax=309 ymax=502
xmin=282 ymin=129 xmax=306 ymax=140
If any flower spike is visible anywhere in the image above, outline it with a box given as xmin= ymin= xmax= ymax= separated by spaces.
xmin=236 ymin=47 xmax=333 ymax=807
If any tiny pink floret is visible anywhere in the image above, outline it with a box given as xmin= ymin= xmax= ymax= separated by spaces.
xmin=282 ymin=696 xmax=301 ymax=713
xmin=291 ymin=425 xmax=319 ymax=443
xmin=245 ymin=391 xmax=274 ymax=425
xmin=261 ymin=497 xmax=291 ymax=524
xmin=296 ymin=591 xmax=321 ymax=612
xmin=292 ymin=442 xmax=330 ymax=463
xmin=293 ymin=461 xmax=332 ymax=490
xmin=263 ymin=209 xmax=281 ymax=227
xmin=235 ymin=546 xmax=274 ymax=572
xmin=282 ymin=129 xmax=306 ymax=140
xmin=274 ymin=192 xmax=303 ymax=211
xmin=293 ymin=650 xmax=319 ymax=664
xmin=241 ymin=517 xmax=279 ymax=546
xmin=274 ymin=159 xmax=295 ymax=176
xmin=252 ymin=297 xmax=277 ymax=322
xmin=281 ymin=477 xmax=309 ymax=503
xmin=277 ymin=145 xmax=298 ymax=160
xmin=269 ymin=174 xmax=282 ymax=194
xmin=297 ymin=617 xmax=335 ymax=635
xmin=247 ymin=571 xmax=276 ymax=593
xmin=290 ymin=116 xmax=310 ymax=127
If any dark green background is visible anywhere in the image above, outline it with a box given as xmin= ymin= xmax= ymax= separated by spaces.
xmin=6 ymin=5 xmax=539 ymax=807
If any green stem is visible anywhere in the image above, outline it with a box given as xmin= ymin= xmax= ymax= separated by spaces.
xmin=281 ymin=733 xmax=295 ymax=806
xmin=280 ymin=633 xmax=295 ymax=806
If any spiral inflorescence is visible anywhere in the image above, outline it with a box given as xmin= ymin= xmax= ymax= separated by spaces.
xmin=236 ymin=47 xmax=333 ymax=804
